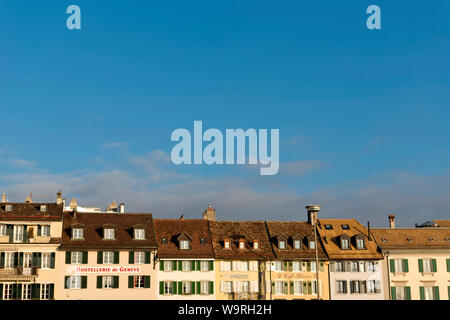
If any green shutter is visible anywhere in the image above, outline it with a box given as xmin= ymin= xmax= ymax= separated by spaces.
xmin=209 ymin=281 xmax=214 ymax=294
xmin=271 ymin=282 xmax=275 ymax=293
xmin=307 ymin=261 xmax=311 ymax=272
xmin=65 ymin=251 xmax=71 ymax=264
xmin=389 ymin=259 xmax=395 ymax=273
xmin=0 ymin=252 xmax=4 ymax=268
xmin=196 ymin=260 xmax=200 ymax=271
xmin=420 ymin=286 xmax=425 ymax=300
xmin=391 ymin=287 xmax=396 ymax=300
xmin=97 ymin=276 xmax=102 ymax=289
xmin=145 ymin=252 xmax=151 ymax=264
xmin=191 ymin=260 xmax=196 ymax=271
xmin=418 ymin=259 xmax=423 ymax=272
xmin=82 ymin=252 xmax=88 ymax=264
xmin=289 ymin=281 xmax=294 ymax=294
xmin=32 ymin=253 xmax=37 ymax=267
xmin=12 ymin=283 xmax=18 ymax=299
xmin=50 ymin=253 xmax=55 ymax=269
xmin=432 ymin=259 xmax=437 ymax=272
xmin=178 ymin=260 xmax=182 ymax=271
xmin=17 ymin=284 xmax=23 ymax=300
xmin=283 ymin=281 xmax=288 ymax=294
xmin=320 ymin=262 xmax=324 ymax=272
xmin=81 ymin=276 xmax=87 ymax=289
xmin=448 ymin=286 xmax=450 ymax=300
xmin=159 ymin=281 xmax=164 ymax=295
xmin=36 ymin=253 xmax=42 ymax=268
xmin=191 ymin=281 xmax=196 ymax=294
xmin=97 ymin=251 xmax=103 ymax=264
xmin=160 ymin=260 xmax=164 ymax=271
xmin=18 ymin=253 xmax=24 ymax=267
xmin=144 ymin=276 xmax=150 ymax=288
xmin=178 ymin=281 xmax=182 ymax=295
xmin=113 ymin=276 xmax=119 ymax=288
xmin=307 ymin=281 xmax=312 ymax=294
xmin=32 ymin=284 xmax=40 ymax=299
xmin=13 ymin=252 xmax=19 ymax=267
xmin=289 ymin=261 xmax=293 ymax=271
xmin=406 ymin=287 xmax=411 ymax=300
xmin=173 ymin=260 xmax=177 ymax=271
xmin=283 ymin=261 xmax=287 ymax=271
xmin=196 ymin=281 xmax=201 ymax=294
xmin=129 ymin=276 xmax=134 ymax=288
xmin=129 ymin=251 xmax=134 ymax=264
xmin=446 ymin=259 xmax=450 ymax=272
xmin=433 ymin=286 xmax=440 ymax=300
xmin=49 ymin=284 xmax=54 ymax=299
xmin=403 ymin=259 xmax=409 ymax=273
xmin=209 ymin=260 xmax=214 ymax=271
xmin=114 ymin=251 xmax=119 ymax=264
xmin=64 ymin=276 xmax=70 ymax=289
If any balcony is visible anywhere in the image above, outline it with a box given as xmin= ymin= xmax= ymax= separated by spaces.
xmin=0 ymin=267 xmax=38 ymax=279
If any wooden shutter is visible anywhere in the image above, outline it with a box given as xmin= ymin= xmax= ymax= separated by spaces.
xmin=129 ymin=276 xmax=134 ymax=288
xmin=159 ymin=260 xmax=164 ymax=271
xmin=97 ymin=251 xmax=103 ymax=264
xmin=64 ymin=276 xmax=70 ymax=289
xmin=19 ymin=253 xmax=24 ymax=267
xmin=419 ymin=286 xmax=425 ymax=300
xmin=145 ymin=252 xmax=151 ymax=264
xmin=403 ymin=259 xmax=409 ymax=272
xmin=433 ymin=286 xmax=440 ymax=300
xmin=65 ymin=251 xmax=71 ymax=264
xmin=49 ymin=284 xmax=54 ymax=299
xmin=209 ymin=281 xmax=214 ymax=295
xmin=0 ymin=252 xmax=4 ymax=268
xmin=32 ymin=284 xmax=40 ymax=299
xmin=37 ymin=225 xmax=41 ymax=236
xmin=418 ymin=259 xmax=423 ymax=272
xmin=144 ymin=276 xmax=150 ymax=288
xmin=406 ymin=287 xmax=411 ymax=300
xmin=81 ymin=276 xmax=87 ymax=289
xmin=82 ymin=252 xmax=88 ymax=264
xmin=432 ymin=259 xmax=437 ymax=272
xmin=391 ymin=287 xmax=396 ymax=300
xmin=114 ymin=251 xmax=119 ymax=264
xmin=129 ymin=251 xmax=134 ymax=264
xmin=50 ymin=253 xmax=55 ymax=269
xmin=159 ymin=281 xmax=164 ymax=295
xmin=97 ymin=276 xmax=102 ymax=289
xmin=13 ymin=252 xmax=19 ymax=267
xmin=113 ymin=276 xmax=119 ymax=288
xmin=389 ymin=259 xmax=395 ymax=273
xmin=209 ymin=260 xmax=214 ymax=271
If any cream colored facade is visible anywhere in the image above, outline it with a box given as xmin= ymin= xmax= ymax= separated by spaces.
xmin=55 ymin=250 xmax=157 ymax=300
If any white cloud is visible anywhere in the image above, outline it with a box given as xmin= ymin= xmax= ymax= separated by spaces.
xmin=100 ymin=141 xmax=128 ymax=148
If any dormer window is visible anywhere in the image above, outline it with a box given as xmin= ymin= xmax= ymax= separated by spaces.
xmin=356 ymin=238 xmax=365 ymax=249
xmin=134 ymin=228 xmax=145 ymax=240
xmin=40 ymin=205 xmax=47 ymax=212
xmin=5 ymin=205 xmax=12 ymax=212
xmin=180 ymin=240 xmax=189 ymax=250
xmin=72 ymin=228 xmax=83 ymax=240
xmin=239 ymin=239 xmax=245 ymax=249
xmin=279 ymin=240 xmax=286 ymax=249
xmin=104 ymin=228 xmax=115 ymax=240
xmin=200 ymin=237 xmax=206 ymax=244
xmin=294 ymin=239 xmax=301 ymax=249
xmin=162 ymin=237 xmax=167 ymax=244
xmin=253 ymin=240 xmax=259 ymax=249
xmin=341 ymin=224 xmax=350 ymax=230
xmin=309 ymin=239 xmax=316 ymax=249
xmin=341 ymin=237 xmax=350 ymax=249
xmin=224 ymin=239 xmax=231 ymax=249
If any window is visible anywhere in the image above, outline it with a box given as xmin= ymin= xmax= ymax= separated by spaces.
xmin=224 ymin=240 xmax=230 ymax=249
xmin=23 ymin=253 xmax=32 ymax=267
xmin=240 ymin=281 xmax=249 ymax=294
xmin=134 ymin=228 xmax=145 ymax=240
xmin=350 ymin=261 xmax=359 ymax=272
xmin=240 ymin=261 xmax=249 ymax=271
xmin=350 ymin=280 xmax=361 ymax=294
xmin=71 ymin=251 xmax=83 ymax=264
xmin=69 ymin=275 xmax=82 ymax=289
xmin=41 ymin=225 xmax=50 ymax=236
xmin=274 ymin=281 xmax=284 ymax=295
xmin=341 ymin=224 xmax=350 ymax=230
xmin=2 ymin=284 xmax=13 ymax=300
xmin=239 ymin=241 xmax=245 ymax=249
xmin=103 ymin=251 xmax=114 ymax=264
xmin=366 ymin=261 xmax=376 ymax=272
xmin=72 ymin=228 xmax=83 ymax=239
xmin=423 ymin=286 xmax=434 ymax=300
xmin=394 ymin=259 xmax=404 ymax=273
xmin=4 ymin=252 xmax=14 ymax=268
xmin=253 ymin=241 xmax=259 ymax=249
xmin=395 ymin=287 xmax=407 ymax=300
xmin=220 ymin=261 xmax=231 ymax=271
xmin=309 ymin=240 xmax=316 ymax=249
xmin=164 ymin=260 xmax=174 ymax=271
xmin=293 ymin=261 xmax=301 ymax=272
xmin=134 ymin=276 xmax=145 ymax=288
xmin=356 ymin=238 xmax=365 ymax=249
xmin=310 ymin=261 xmax=317 ymax=272
xmin=41 ymin=253 xmax=51 ymax=269
xmin=22 ymin=284 xmax=31 ymax=300
xmin=279 ymin=240 xmax=286 ymax=249
xmin=341 ymin=238 xmax=349 ymax=249
xmin=182 ymin=260 xmax=191 ymax=271
xmin=423 ymin=259 xmax=432 ymax=273
xmin=5 ymin=204 xmax=13 ymax=212
xmin=200 ymin=260 xmax=209 ymax=271
xmin=182 ymin=281 xmax=193 ymax=295
xmin=102 ymin=276 xmax=114 ymax=289
xmin=324 ymin=224 xmax=333 ymax=230
xmin=0 ymin=224 xmax=6 ymax=235
xmin=104 ymin=228 xmax=115 ymax=240
xmin=40 ymin=205 xmax=47 ymax=212
xmin=164 ymin=281 xmax=175 ymax=295
xmin=294 ymin=280 xmax=303 ymax=294
xmin=336 ymin=280 xmax=347 ymax=294
xmin=161 ymin=237 xmax=167 ymax=244
xmin=294 ymin=239 xmax=301 ymax=249
xmin=367 ymin=280 xmax=380 ymax=294
xmin=311 ymin=280 xmax=318 ymax=295
xmin=13 ymin=225 xmax=24 ymax=243
xmin=180 ymin=240 xmax=189 ymax=250
xmin=135 ymin=251 xmax=145 ymax=264
xmin=274 ymin=261 xmax=283 ymax=271
xmin=223 ymin=281 xmax=232 ymax=293
xmin=200 ymin=237 xmax=206 ymax=244
xmin=334 ymin=261 xmax=344 ymax=272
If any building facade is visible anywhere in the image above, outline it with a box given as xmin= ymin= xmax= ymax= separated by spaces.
xmin=372 ymin=215 xmax=450 ymax=300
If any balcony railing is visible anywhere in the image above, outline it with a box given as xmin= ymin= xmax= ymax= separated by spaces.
xmin=0 ymin=267 xmax=38 ymax=278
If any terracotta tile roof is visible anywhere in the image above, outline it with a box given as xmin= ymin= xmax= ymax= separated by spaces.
xmin=316 ymin=219 xmax=383 ymax=260
xmin=209 ymin=221 xmax=275 ymax=260
xmin=153 ymin=219 xmax=214 ymax=259
xmin=372 ymin=228 xmax=450 ymax=250
xmin=0 ymin=203 xmax=63 ymax=221
xmin=265 ymin=221 xmax=327 ymax=260
xmin=432 ymin=220 xmax=450 ymax=228
xmin=60 ymin=212 xmax=157 ymax=250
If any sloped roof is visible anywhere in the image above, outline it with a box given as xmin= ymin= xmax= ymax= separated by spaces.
xmin=432 ymin=220 xmax=450 ymax=228
xmin=265 ymin=221 xmax=327 ymax=259
xmin=60 ymin=212 xmax=157 ymax=250
xmin=0 ymin=203 xmax=63 ymax=221
xmin=372 ymin=227 xmax=450 ymax=250
xmin=209 ymin=221 xmax=274 ymax=260
xmin=154 ymin=219 xmax=214 ymax=259
xmin=316 ymin=219 xmax=383 ymax=260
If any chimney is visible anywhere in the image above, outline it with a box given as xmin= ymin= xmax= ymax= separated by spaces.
xmin=388 ymin=215 xmax=396 ymax=229
xmin=56 ymin=191 xmax=63 ymax=205
xmin=119 ymin=202 xmax=125 ymax=213
xmin=107 ymin=201 xmax=117 ymax=212
xmin=306 ymin=205 xmax=321 ymax=226
xmin=1 ymin=193 xmax=5 ymax=203
xmin=25 ymin=193 xmax=32 ymax=203
xmin=203 ymin=204 xmax=216 ymax=221
xmin=62 ymin=198 xmax=66 ymax=209
xmin=69 ymin=198 xmax=78 ymax=211
xmin=367 ymin=221 xmax=372 ymax=241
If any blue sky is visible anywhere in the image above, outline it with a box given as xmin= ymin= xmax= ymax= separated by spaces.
xmin=1 ymin=1 xmax=449 ymax=226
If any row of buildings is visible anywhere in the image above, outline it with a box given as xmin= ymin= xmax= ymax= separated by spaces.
xmin=0 ymin=192 xmax=449 ymax=300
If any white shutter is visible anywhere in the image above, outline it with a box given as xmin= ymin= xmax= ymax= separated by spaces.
xmin=232 ymin=261 xmax=237 ymax=271
xmin=359 ymin=261 xmax=365 ymax=272
xmin=266 ymin=281 xmax=271 ymax=293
